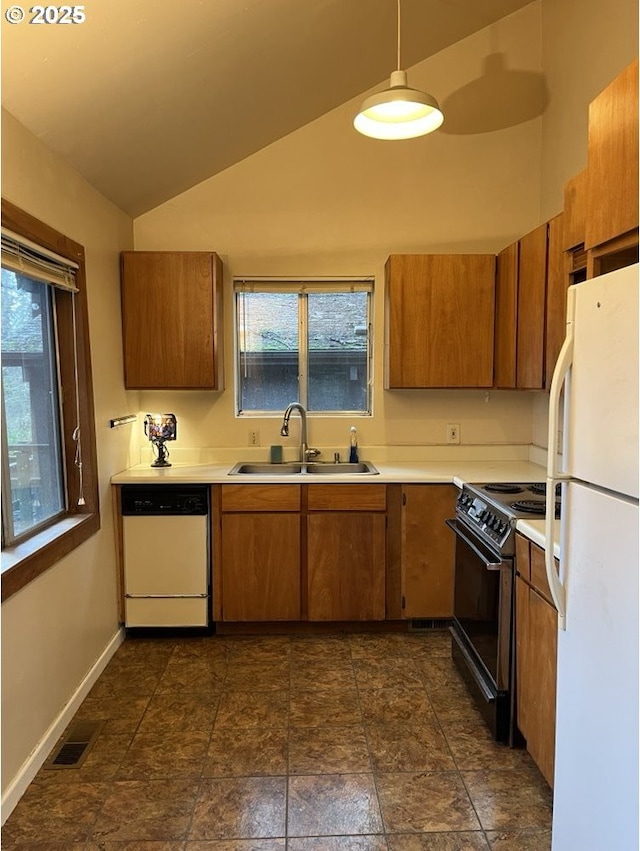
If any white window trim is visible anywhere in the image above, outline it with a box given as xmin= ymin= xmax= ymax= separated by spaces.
xmin=233 ymin=278 xmax=374 ymax=417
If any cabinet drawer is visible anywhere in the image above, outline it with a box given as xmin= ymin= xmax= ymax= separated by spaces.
xmin=530 ymin=543 xmax=557 ymax=607
xmin=307 ymin=484 xmax=386 ymax=511
xmin=221 ymin=484 xmax=301 ymax=512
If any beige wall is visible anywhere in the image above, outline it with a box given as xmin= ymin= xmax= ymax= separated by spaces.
xmin=133 ymin=4 xmax=546 ymax=458
xmin=1 ymin=111 xmax=135 ymax=798
xmin=532 ymin=0 xmax=638 ymax=448
xmin=539 ymin=0 xmax=639 ymax=221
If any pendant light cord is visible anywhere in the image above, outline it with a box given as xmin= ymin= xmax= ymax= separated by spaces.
xmin=396 ymin=0 xmax=401 ymax=71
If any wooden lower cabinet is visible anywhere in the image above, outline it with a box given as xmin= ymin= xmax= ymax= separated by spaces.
xmin=220 ymin=513 xmax=300 ymax=621
xmin=400 ymin=485 xmax=457 ymax=618
xmin=307 ymin=512 xmax=386 ymax=621
xmin=515 ymin=534 xmax=558 ymax=787
xmin=306 ymin=484 xmax=387 ymax=621
xmin=217 ymin=484 xmax=301 ymax=622
xmin=216 ymin=483 xmax=387 ymax=623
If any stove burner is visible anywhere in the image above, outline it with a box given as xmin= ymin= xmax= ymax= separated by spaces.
xmin=529 ymin=482 xmax=562 ymax=497
xmin=484 ymin=483 xmax=525 ymax=494
xmin=511 ymin=499 xmax=546 ymax=515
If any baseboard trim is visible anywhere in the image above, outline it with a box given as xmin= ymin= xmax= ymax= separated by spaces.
xmin=1 ymin=626 xmax=125 ymax=824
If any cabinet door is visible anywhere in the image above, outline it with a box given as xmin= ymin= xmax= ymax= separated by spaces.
xmin=585 ymin=59 xmax=639 ymax=251
xmin=494 ymin=242 xmax=519 ymax=388
xmin=401 ymin=485 xmax=457 ymax=618
xmin=307 ymin=513 xmax=385 ymax=620
xmin=563 ymin=170 xmax=588 ymax=252
xmin=515 ymin=573 xmax=531 ymax=739
xmin=220 ymin=513 xmax=300 ymax=621
xmin=385 ymin=254 xmax=495 ymax=388
xmin=525 ymin=588 xmax=558 ymax=787
xmin=516 ymin=224 xmax=548 ymax=389
xmin=121 ymin=251 xmax=223 ymax=389
xmin=515 ymin=535 xmax=558 ymax=788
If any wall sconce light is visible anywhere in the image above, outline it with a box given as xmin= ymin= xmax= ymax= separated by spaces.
xmin=144 ymin=413 xmax=177 ymax=468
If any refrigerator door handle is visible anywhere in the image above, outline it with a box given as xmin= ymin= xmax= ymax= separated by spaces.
xmin=546 ymin=317 xmax=574 ymax=630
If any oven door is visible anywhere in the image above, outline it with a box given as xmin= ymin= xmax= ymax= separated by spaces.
xmin=446 ymin=517 xmax=515 ymax=741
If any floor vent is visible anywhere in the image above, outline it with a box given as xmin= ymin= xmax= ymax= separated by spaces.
xmin=44 ymin=720 xmax=104 ymax=770
xmin=409 ymin=618 xmax=453 ymax=632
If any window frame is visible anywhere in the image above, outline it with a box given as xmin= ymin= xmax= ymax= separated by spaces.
xmin=1 ymin=200 xmax=100 ymax=602
xmin=234 ymin=279 xmax=374 ymax=417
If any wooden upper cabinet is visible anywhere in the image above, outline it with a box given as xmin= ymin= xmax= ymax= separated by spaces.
xmin=494 ymin=242 xmax=519 ymax=388
xmin=585 ymin=59 xmax=639 ymax=251
xmin=516 ymin=223 xmax=548 ymax=389
xmin=121 ymin=251 xmax=224 ymax=389
xmin=562 ymin=169 xmax=588 ymax=252
xmin=494 ymin=215 xmax=567 ymax=391
xmin=385 ymin=254 xmax=495 ymax=388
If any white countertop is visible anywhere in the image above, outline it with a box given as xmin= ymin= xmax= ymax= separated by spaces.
xmin=112 ymin=457 xmax=561 ymax=556
xmin=111 ymin=458 xmax=547 ymax=487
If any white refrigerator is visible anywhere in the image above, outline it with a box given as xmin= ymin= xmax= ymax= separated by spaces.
xmin=546 ymin=263 xmax=639 ymax=851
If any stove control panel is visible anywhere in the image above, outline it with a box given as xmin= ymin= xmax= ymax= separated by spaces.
xmin=456 ymin=490 xmax=511 ymax=548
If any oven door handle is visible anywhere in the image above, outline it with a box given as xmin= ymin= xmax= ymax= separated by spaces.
xmin=445 ymin=519 xmax=510 ymax=571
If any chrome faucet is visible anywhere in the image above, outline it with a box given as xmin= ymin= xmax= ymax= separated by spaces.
xmin=280 ymin=403 xmax=321 ymax=462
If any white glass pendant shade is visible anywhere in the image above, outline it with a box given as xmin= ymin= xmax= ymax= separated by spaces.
xmin=354 ymin=70 xmax=444 ymax=140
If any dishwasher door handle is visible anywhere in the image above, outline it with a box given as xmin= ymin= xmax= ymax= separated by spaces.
xmin=125 ymin=593 xmax=208 ymax=599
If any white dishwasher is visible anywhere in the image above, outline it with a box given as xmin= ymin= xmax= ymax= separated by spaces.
xmin=121 ymin=485 xmax=210 ymax=627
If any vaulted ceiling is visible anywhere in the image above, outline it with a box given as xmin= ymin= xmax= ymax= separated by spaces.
xmin=2 ymin=0 xmax=533 ymax=216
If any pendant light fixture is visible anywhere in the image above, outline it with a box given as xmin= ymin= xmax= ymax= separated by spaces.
xmin=354 ymin=0 xmax=444 ymax=140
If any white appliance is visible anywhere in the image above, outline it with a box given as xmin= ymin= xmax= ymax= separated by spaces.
xmin=121 ymin=485 xmax=210 ymax=627
xmin=546 ymin=263 xmax=639 ymax=851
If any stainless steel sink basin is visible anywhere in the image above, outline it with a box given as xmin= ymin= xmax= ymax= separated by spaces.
xmin=228 ymin=461 xmax=378 ymax=476
xmin=229 ymin=462 xmax=303 ymax=475
xmin=306 ymin=462 xmax=378 ymax=474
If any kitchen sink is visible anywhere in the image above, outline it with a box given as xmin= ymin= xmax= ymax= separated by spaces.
xmin=228 ymin=461 xmax=378 ymax=475
xmin=229 ymin=463 xmax=304 ymax=475
xmin=306 ymin=462 xmax=378 ymax=474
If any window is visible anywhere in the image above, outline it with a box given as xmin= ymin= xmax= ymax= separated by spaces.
xmin=2 ymin=269 xmax=65 ymax=540
xmin=235 ymin=280 xmax=373 ymax=414
xmin=1 ymin=200 xmax=100 ymax=601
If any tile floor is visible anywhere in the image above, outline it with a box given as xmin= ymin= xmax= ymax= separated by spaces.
xmin=2 ymin=630 xmax=553 ymax=850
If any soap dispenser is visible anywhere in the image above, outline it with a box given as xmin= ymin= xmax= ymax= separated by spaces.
xmin=349 ymin=426 xmax=359 ymax=463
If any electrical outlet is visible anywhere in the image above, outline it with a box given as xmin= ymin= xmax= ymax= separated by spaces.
xmin=446 ymin=423 xmax=460 ymax=444
xmin=248 ymin=429 xmax=261 ymax=446
xmin=557 ymin=429 xmax=563 ymax=454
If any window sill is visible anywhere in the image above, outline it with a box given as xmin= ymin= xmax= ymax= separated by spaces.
xmin=1 ymin=512 xmax=100 ymax=602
